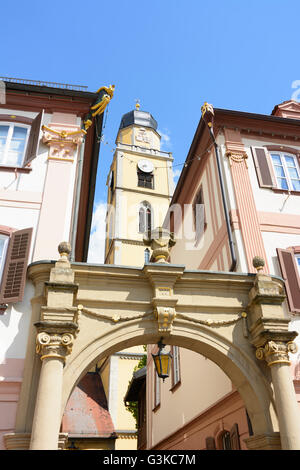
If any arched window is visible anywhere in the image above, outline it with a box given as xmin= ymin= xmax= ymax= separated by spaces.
xmin=139 ymin=202 xmax=152 ymax=234
xmin=221 ymin=431 xmax=232 ymax=450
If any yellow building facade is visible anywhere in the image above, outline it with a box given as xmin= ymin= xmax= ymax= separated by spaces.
xmin=102 ymin=106 xmax=174 ymax=449
xmin=105 ymin=105 xmax=174 ymax=266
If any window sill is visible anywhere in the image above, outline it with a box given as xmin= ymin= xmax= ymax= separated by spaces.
xmin=272 ymin=187 xmax=300 ymax=195
xmin=0 ymin=165 xmax=32 ymax=173
xmin=170 ymin=380 xmax=181 ymax=393
xmin=152 ymin=403 xmax=161 ymax=413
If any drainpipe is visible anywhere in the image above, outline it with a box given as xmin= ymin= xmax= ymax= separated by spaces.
xmin=202 ymin=103 xmax=237 ymax=272
xmin=70 ymin=138 xmax=85 ymax=261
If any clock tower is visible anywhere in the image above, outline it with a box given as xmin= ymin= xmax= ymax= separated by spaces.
xmin=105 ymin=104 xmax=174 ymax=266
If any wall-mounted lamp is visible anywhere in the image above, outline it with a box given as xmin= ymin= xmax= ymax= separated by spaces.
xmin=152 ymin=338 xmax=172 ymax=382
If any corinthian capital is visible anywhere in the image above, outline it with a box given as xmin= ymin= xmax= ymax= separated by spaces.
xmin=35 ymin=321 xmax=78 ymax=364
xmin=256 ymin=340 xmax=297 ymax=367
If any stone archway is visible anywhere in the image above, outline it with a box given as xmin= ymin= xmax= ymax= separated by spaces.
xmin=9 ymin=241 xmax=300 ymax=450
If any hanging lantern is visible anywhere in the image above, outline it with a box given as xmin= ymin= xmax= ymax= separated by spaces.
xmin=152 ymin=339 xmax=172 ymax=381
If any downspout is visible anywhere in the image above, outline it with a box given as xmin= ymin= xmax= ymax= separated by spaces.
xmin=202 ymin=103 xmax=237 ymax=272
xmin=70 ymin=138 xmax=85 ymax=261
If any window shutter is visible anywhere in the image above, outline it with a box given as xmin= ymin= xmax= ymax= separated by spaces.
xmin=230 ymin=423 xmax=240 ymax=450
xmin=23 ymin=110 xmax=44 ymax=166
xmin=277 ymin=248 xmax=300 ymax=313
xmin=251 ymin=147 xmax=276 ymax=188
xmin=0 ymin=227 xmax=32 ymax=303
xmin=205 ymin=436 xmax=216 ymax=450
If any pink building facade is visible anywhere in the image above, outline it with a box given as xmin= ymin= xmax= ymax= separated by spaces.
xmin=0 ymin=79 xmax=105 ymax=449
xmin=145 ymin=100 xmax=300 ymax=450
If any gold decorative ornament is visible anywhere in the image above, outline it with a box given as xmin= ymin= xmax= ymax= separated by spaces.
xmin=90 ymin=85 xmax=115 ymax=117
xmin=201 ymin=102 xmax=214 ymax=128
xmin=42 ymin=125 xmax=87 ymax=140
xmin=83 ymin=119 xmax=92 ymax=130
xmin=154 ymin=306 xmax=176 ymax=333
xmin=226 ymin=151 xmax=248 ymax=168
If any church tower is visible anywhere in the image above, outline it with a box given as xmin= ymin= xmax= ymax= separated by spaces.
xmin=105 ymin=104 xmax=174 ymax=266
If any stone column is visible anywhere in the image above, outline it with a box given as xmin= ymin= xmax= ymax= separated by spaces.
xmin=248 ymin=256 xmax=300 ymax=450
xmin=29 ymin=242 xmax=79 ymax=450
xmin=256 ymin=340 xmax=300 ymax=450
xmin=29 ymin=323 xmax=77 ymax=450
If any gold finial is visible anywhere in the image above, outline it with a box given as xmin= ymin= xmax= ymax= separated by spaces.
xmin=135 ymin=99 xmax=140 ymax=111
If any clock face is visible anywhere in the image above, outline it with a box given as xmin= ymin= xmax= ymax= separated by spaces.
xmin=138 ymin=159 xmax=154 ymax=173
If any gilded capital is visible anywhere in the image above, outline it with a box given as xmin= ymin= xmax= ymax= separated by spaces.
xmin=256 ymin=340 xmax=297 ymax=367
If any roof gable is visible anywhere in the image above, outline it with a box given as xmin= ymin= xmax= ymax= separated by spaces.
xmin=271 ymin=100 xmax=300 ymax=119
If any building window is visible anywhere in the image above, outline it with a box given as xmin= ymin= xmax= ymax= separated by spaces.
xmin=138 ymin=169 xmax=153 ymax=189
xmin=0 ymin=112 xmax=43 ymax=170
xmin=0 ymin=234 xmax=9 ymax=283
xmin=108 ymin=170 xmax=114 ymax=203
xmin=221 ymin=431 xmax=232 ymax=450
xmin=139 ymin=202 xmax=152 ymax=234
xmin=0 ymin=124 xmax=30 ymax=167
xmin=270 ymin=152 xmax=300 ymax=191
xmin=153 ymin=365 xmax=160 ymax=409
xmin=219 ymin=424 xmax=240 ymax=450
xmin=296 ymin=254 xmax=300 ymax=275
xmin=171 ymin=345 xmax=181 ymax=389
xmin=192 ymin=186 xmax=206 ymax=244
xmin=251 ymin=146 xmax=300 ymax=192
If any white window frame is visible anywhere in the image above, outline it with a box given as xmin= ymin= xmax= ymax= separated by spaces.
xmin=154 ymin=366 xmax=160 ymax=409
xmin=270 ymin=151 xmax=300 ymax=192
xmin=138 ymin=202 xmax=153 ymax=234
xmin=171 ymin=345 xmax=180 ymax=387
xmin=0 ymin=122 xmax=30 ymax=167
xmin=0 ymin=234 xmax=9 ymax=283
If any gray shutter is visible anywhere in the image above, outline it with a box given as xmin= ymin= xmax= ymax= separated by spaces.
xmin=230 ymin=423 xmax=240 ymax=450
xmin=23 ymin=110 xmax=44 ymax=166
xmin=205 ymin=436 xmax=216 ymax=450
xmin=0 ymin=228 xmax=32 ymax=303
xmin=251 ymin=147 xmax=276 ymax=188
xmin=277 ymin=248 xmax=300 ymax=313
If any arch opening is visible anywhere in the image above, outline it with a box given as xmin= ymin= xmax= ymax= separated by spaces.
xmin=61 ymin=320 xmax=278 ymax=442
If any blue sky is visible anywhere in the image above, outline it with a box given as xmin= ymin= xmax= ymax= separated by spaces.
xmin=1 ymin=0 xmax=300 ymax=260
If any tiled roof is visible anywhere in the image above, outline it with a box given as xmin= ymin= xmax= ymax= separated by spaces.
xmin=61 ymin=372 xmax=116 ymax=438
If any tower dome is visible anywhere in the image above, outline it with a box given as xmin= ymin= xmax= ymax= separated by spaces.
xmin=119 ymin=109 xmax=158 ymax=131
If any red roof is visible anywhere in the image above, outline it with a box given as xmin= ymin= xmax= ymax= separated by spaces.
xmin=61 ymin=372 xmax=115 ymax=438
